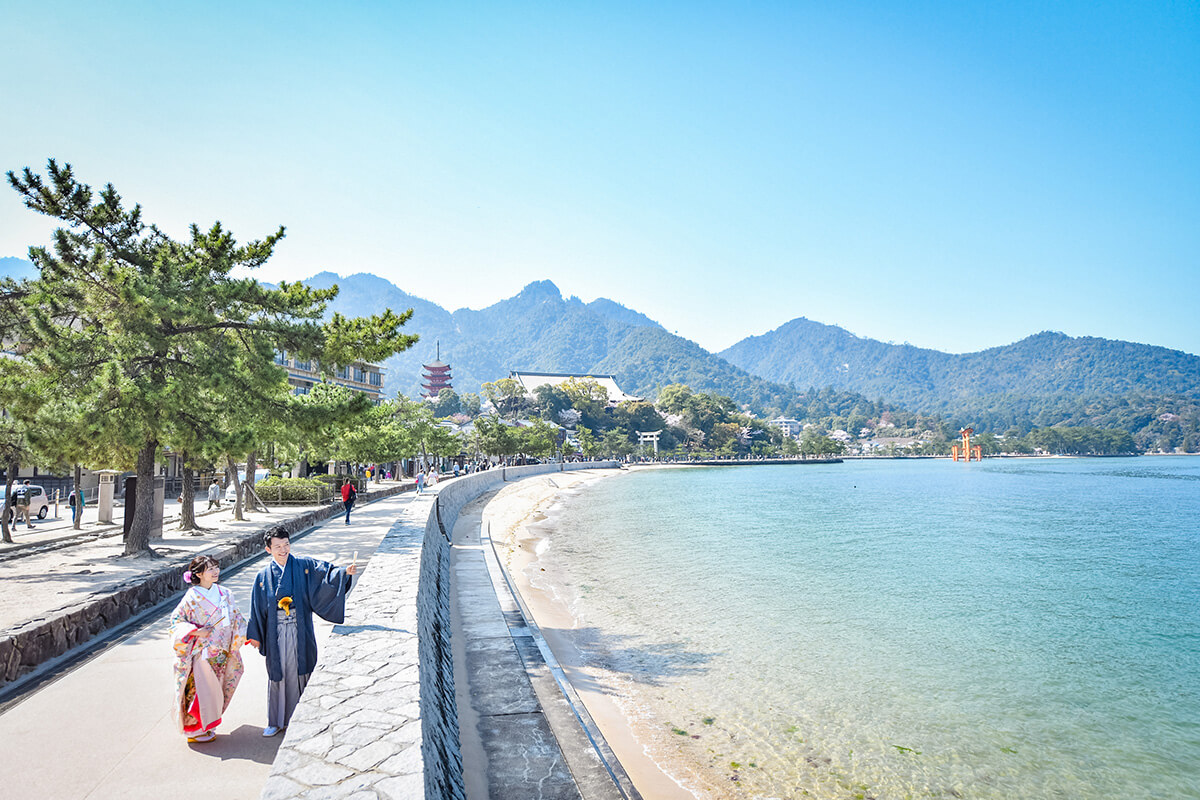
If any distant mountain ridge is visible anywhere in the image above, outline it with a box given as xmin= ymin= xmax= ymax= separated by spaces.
xmin=5 ymin=256 xmax=1196 ymax=437
xmin=718 ymin=317 xmax=1200 ymax=416
xmin=317 ymin=275 xmax=802 ymax=410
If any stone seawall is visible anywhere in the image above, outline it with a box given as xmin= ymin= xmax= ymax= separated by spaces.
xmin=0 ymin=484 xmax=410 ymax=689
xmin=263 ymin=462 xmax=619 ymax=800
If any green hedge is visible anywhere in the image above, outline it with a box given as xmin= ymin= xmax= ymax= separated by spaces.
xmin=256 ymin=477 xmax=334 ymax=505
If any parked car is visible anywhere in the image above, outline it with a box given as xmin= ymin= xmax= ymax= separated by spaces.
xmin=225 ymin=468 xmax=271 ymax=501
xmin=1 ymin=483 xmax=51 ymax=524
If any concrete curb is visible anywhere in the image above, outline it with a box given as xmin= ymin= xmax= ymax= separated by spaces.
xmin=0 ymin=484 xmax=410 ymax=688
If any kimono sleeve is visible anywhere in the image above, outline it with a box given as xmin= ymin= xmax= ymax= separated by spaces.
xmin=245 ymin=576 xmax=269 ymax=655
xmin=169 ymin=593 xmax=201 ymax=658
xmin=305 ymin=559 xmax=354 ymax=625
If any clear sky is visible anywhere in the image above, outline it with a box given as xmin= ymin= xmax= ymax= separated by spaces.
xmin=2 ymin=1 xmax=1197 ymax=356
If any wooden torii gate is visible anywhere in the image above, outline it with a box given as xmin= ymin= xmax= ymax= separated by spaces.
xmin=952 ymin=426 xmax=983 ymax=462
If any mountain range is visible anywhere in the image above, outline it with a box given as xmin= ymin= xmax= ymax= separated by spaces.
xmin=5 ymin=256 xmax=1199 ymax=437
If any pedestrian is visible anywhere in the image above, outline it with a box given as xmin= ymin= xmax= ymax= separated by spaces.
xmin=206 ymin=479 xmax=221 ymax=509
xmin=340 ymin=479 xmax=357 ymax=524
xmin=13 ymin=480 xmax=33 ymax=529
xmin=68 ymin=487 xmax=85 ymax=524
xmin=415 ymin=470 xmax=424 ymax=495
xmin=170 ymin=555 xmax=249 ymax=743
xmin=245 ymin=527 xmax=358 ymax=736
xmin=453 ymin=462 xmax=460 ymax=478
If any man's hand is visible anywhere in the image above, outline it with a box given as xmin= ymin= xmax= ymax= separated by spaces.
xmin=346 ymin=564 xmax=358 ymax=576
xmin=246 ymin=638 xmax=260 ymax=648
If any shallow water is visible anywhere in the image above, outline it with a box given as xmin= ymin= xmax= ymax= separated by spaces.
xmin=537 ymin=457 xmax=1200 ymax=799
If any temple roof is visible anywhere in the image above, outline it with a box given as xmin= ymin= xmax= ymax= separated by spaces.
xmin=510 ymin=371 xmax=642 ymax=404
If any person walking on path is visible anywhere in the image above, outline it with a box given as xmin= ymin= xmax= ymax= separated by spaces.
xmin=416 ymin=470 xmax=425 ymax=495
xmin=245 ymin=526 xmax=357 ymax=736
xmin=68 ymin=487 xmax=85 ymax=524
xmin=206 ymin=479 xmax=221 ymax=510
xmin=13 ymin=480 xmax=34 ymax=529
xmin=340 ymin=479 xmax=357 ymax=524
xmin=170 ymin=555 xmax=249 ymax=743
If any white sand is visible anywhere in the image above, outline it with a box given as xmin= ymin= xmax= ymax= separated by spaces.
xmin=481 ymin=466 xmax=737 ymax=800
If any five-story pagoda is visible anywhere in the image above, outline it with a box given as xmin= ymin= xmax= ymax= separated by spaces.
xmin=421 ymin=342 xmax=452 ymax=398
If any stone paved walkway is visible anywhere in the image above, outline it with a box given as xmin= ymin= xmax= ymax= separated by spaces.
xmin=0 ymin=490 xmax=412 ymax=800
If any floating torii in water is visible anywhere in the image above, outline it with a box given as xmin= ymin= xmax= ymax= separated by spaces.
xmin=952 ymin=427 xmax=983 ymax=462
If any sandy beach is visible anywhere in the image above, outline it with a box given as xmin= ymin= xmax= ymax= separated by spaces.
xmin=479 ymin=465 xmax=742 ymax=800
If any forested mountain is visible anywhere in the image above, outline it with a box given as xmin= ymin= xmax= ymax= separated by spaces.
xmin=720 ymin=317 xmax=1200 ymax=408
xmin=324 ymin=277 xmax=812 ymax=413
xmin=717 ymin=317 xmax=1200 ymax=447
xmin=5 ymin=255 xmax=1196 ymax=448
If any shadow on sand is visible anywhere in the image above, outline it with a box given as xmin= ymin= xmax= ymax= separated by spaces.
xmin=538 ymin=624 xmax=719 ymax=697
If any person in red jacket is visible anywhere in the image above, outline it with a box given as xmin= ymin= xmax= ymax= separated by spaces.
xmin=340 ymin=479 xmax=357 ymax=524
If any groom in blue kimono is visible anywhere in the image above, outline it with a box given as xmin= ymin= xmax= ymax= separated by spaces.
xmin=246 ymin=525 xmax=358 ymax=736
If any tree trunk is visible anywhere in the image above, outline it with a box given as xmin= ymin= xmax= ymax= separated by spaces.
xmin=72 ymin=464 xmax=83 ymax=531
xmin=244 ymin=450 xmax=257 ymax=514
xmin=178 ymin=453 xmax=196 ymax=531
xmin=226 ymin=454 xmax=244 ymax=521
xmin=124 ymin=438 xmax=158 ymax=555
xmin=1 ymin=459 xmax=15 ymax=544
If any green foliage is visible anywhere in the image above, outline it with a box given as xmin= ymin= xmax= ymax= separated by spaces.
xmin=560 ymin=377 xmax=609 ymax=429
xmin=532 ymin=384 xmax=571 ymax=421
xmin=256 ymin=476 xmax=332 ymax=504
xmin=517 ymin=418 xmax=560 ymax=458
xmin=5 ymin=160 xmax=418 ymax=551
xmin=429 ymin=388 xmax=462 ymax=418
xmin=473 ymin=416 xmax=519 ymax=457
xmin=459 ymin=392 xmax=482 ymax=418
xmin=481 ymin=378 xmax=529 ymax=420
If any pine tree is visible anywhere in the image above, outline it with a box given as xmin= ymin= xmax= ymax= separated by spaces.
xmin=7 ymin=160 xmax=417 ymax=554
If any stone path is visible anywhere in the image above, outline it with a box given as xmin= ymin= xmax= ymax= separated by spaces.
xmin=0 ymin=491 xmax=411 ymax=800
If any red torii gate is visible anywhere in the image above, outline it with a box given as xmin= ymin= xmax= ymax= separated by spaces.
xmin=952 ymin=427 xmax=983 ymax=462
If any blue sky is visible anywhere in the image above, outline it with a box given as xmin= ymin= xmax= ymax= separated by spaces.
xmin=2 ymin=1 xmax=1197 ymax=355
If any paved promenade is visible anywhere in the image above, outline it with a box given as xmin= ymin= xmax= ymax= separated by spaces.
xmin=0 ymin=489 xmax=413 ymax=800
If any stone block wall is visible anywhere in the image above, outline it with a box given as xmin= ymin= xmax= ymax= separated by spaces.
xmin=417 ymin=462 xmax=617 ymax=799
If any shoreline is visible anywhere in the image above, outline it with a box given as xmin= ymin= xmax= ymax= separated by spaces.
xmin=480 ymin=465 xmax=721 ymax=800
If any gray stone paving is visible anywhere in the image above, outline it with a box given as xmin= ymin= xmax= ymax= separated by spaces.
xmin=262 ymin=493 xmax=433 ymax=800
xmin=263 ymin=463 xmax=624 ymax=800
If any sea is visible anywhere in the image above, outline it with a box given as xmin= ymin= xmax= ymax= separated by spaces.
xmin=533 ymin=457 xmax=1200 ymax=799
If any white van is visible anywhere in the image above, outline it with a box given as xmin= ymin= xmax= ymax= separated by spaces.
xmin=2 ymin=484 xmax=51 ymax=524
xmin=225 ymin=468 xmax=271 ymax=501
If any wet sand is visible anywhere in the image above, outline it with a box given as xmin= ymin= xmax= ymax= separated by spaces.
xmin=481 ymin=466 xmax=732 ymax=800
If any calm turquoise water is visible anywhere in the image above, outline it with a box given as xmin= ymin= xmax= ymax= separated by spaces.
xmin=539 ymin=457 xmax=1200 ymax=799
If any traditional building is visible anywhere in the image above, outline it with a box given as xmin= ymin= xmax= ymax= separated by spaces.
xmin=421 ymin=343 xmax=453 ymax=398
xmin=509 ymin=371 xmax=642 ymax=405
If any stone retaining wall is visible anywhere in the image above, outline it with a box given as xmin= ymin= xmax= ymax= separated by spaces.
xmin=263 ymin=462 xmax=618 ymax=800
xmin=0 ymin=484 xmax=410 ymax=688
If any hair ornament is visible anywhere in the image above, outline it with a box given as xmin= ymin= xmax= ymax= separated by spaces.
xmin=183 ymin=570 xmax=193 ymax=584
